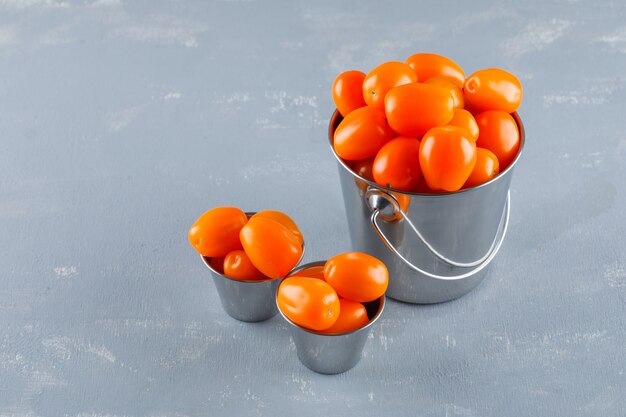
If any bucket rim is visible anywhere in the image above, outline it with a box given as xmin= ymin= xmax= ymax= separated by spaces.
xmin=327 ymin=109 xmax=525 ymax=197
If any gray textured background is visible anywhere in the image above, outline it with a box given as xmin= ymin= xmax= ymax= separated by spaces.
xmin=1 ymin=0 xmax=625 ymax=416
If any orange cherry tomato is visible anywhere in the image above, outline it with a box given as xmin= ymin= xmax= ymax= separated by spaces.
xmin=323 ymin=252 xmax=388 ymax=303
xmin=350 ymin=158 xmax=375 ymax=182
xmin=475 ymin=110 xmax=520 ymax=170
xmin=463 ymin=99 xmax=479 ymax=115
xmin=277 ymin=277 xmax=340 ymax=331
xmin=208 ymin=256 xmax=225 ymax=274
xmin=362 ymin=61 xmax=417 ymax=108
xmin=333 ymin=106 xmax=394 ymax=161
xmin=464 ymin=68 xmax=522 ymax=113
xmin=332 ymin=70 xmax=367 ymax=117
xmin=223 ymin=250 xmax=266 ymax=280
xmin=385 ymin=83 xmax=454 ymax=136
xmin=464 ymin=148 xmax=500 ymax=188
xmin=319 ymin=299 xmax=369 ymax=334
xmin=447 ymin=108 xmax=479 ymax=142
xmin=251 ymin=210 xmax=303 ymax=246
xmin=291 ymin=265 xmax=325 ymax=280
xmin=372 ymin=137 xmax=422 ymax=191
xmin=405 ymin=53 xmax=465 ymax=87
xmin=351 ymin=158 xmax=375 ymax=195
xmin=424 ymin=76 xmax=464 ymax=109
xmin=419 ymin=126 xmax=477 ymax=192
xmin=188 ymin=207 xmax=247 ymax=257
xmin=239 ymin=217 xmax=302 ymax=279
xmin=414 ymin=179 xmax=434 ymax=194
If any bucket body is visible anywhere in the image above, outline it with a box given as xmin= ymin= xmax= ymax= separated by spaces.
xmin=202 ymin=256 xmax=283 ymax=322
xmin=278 ymin=262 xmax=385 ymax=374
xmin=329 ymin=111 xmax=524 ymax=304
xmin=287 ymin=298 xmax=383 ymax=374
xmin=201 ymin=212 xmax=305 ymax=322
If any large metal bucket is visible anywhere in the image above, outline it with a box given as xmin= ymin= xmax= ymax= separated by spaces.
xmin=329 ymin=110 xmax=524 ymax=304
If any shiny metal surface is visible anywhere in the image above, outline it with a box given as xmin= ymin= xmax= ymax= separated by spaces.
xmin=328 ymin=110 xmax=525 ymax=304
xmin=202 ymin=256 xmax=282 ymax=322
xmin=368 ymin=189 xmax=510 ymax=269
xmin=369 ymin=191 xmax=510 ymax=279
xmin=277 ymin=262 xmax=385 ymax=374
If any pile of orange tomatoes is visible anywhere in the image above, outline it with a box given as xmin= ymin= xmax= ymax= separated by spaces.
xmin=189 ymin=207 xmax=389 ymax=335
xmin=332 ymin=52 xmax=523 ymax=192
xmin=277 ymin=252 xmax=388 ymax=334
xmin=188 ymin=207 xmax=304 ymax=280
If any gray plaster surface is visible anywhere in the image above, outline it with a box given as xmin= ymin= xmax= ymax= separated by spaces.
xmin=1 ymin=0 xmax=625 ymax=416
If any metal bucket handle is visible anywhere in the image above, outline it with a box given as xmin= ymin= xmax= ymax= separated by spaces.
xmin=368 ymin=189 xmax=511 ymax=280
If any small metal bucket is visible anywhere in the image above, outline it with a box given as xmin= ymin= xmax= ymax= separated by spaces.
xmin=329 ymin=110 xmax=524 ymax=304
xmin=201 ymin=212 xmax=305 ymax=322
xmin=277 ymin=261 xmax=385 ymax=374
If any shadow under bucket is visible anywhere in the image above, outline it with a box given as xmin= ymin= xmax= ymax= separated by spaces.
xmin=328 ymin=110 xmax=525 ymax=304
